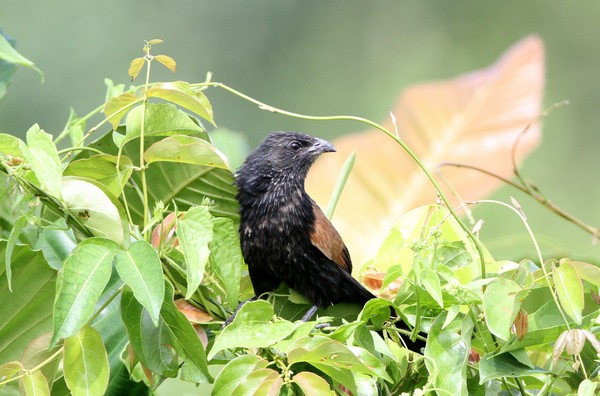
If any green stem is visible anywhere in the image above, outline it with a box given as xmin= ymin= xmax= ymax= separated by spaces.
xmin=57 ymin=146 xmax=104 ymax=156
xmin=0 ymin=347 xmax=64 ymax=387
xmin=54 ymin=104 xmax=104 ymax=145
xmin=88 ymin=284 xmax=126 ymax=324
xmin=139 ymin=56 xmax=152 ymax=241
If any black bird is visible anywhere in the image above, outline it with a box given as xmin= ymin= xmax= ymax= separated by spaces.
xmin=233 ymin=131 xmax=423 ymax=350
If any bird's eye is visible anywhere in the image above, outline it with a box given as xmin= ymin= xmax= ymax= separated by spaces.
xmin=289 ymin=141 xmax=302 ymax=152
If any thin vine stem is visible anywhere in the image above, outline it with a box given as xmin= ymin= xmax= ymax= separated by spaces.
xmin=138 ymin=50 xmax=153 ymax=240
xmin=474 ymin=199 xmax=571 ymax=329
xmin=438 ymin=162 xmax=599 ymax=238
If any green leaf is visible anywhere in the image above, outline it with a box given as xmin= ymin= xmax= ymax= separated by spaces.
xmin=424 ymin=311 xmax=473 ymax=396
xmin=120 ymin=288 xmax=179 ymax=378
xmin=293 ymin=371 xmax=335 ymax=395
xmin=0 ymin=361 xmax=23 ymax=382
xmin=288 ymin=335 xmax=391 ymax=382
xmin=63 ymin=325 xmax=109 ymax=396
xmin=61 ymin=176 xmax=129 ymax=245
xmin=154 ymin=55 xmax=176 ymax=73
xmin=177 ymin=206 xmax=213 ymax=299
xmin=52 ymin=238 xmax=119 ymax=345
xmin=144 ymin=135 xmax=230 ymax=170
xmin=128 ymin=57 xmax=145 ymax=81
xmin=208 ymin=300 xmax=296 ymax=360
xmin=20 ymin=333 xmax=62 ymax=389
xmin=420 ymin=268 xmax=443 ymax=308
xmin=212 ymin=354 xmax=269 ymax=396
xmin=479 ymin=351 xmax=550 ymax=383
xmin=20 ymin=125 xmax=62 ymax=199
xmin=160 ymin=282 xmax=211 ymax=382
xmin=146 ymin=81 xmax=214 ymax=125
xmin=570 ymin=261 xmax=600 ymax=287
xmin=0 ymin=243 xmax=55 ymax=364
xmin=0 ymin=34 xmax=43 ymax=81
xmin=122 ymin=102 xmax=205 ymax=150
xmin=105 ymin=364 xmax=150 ymax=396
xmin=5 ymin=215 xmax=27 ymax=291
xmin=553 ymin=260 xmax=584 ymax=325
xmin=64 ymin=154 xmax=133 ymax=197
xmin=34 ymin=224 xmax=77 ymax=270
xmin=482 ymin=278 xmax=529 ymax=340
xmin=0 ymin=47 xmax=17 ymax=100
xmin=208 ymin=217 xmax=243 ymax=309
xmin=103 ymin=93 xmax=141 ymax=130
xmin=115 ymin=240 xmax=164 ymax=326
xmin=231 ymin=368 xmax=283 ymax=395
xmin=0 ymin=133 xmax=24 ymax=157
xmin=21 ymin=370 xmax=50 ymax=396
xmin=578 ymin=379 xmax=599 ymax=396
xmin=324 ymin=151 xmax=355 ymax=219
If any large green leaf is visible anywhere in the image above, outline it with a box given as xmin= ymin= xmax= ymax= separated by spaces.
xmin=121 ymin=102 xmax=204 ymax=149
xmin=211 ymin=354 xmax=270 ymax=396
xmin=176 ymin=206 xmax=213 ymax=299
xmin=208 ymin=300 xmax=296 ymax=360
xmin=121 ymin=282 xmax=211 ymax=382
xmin=482 ymin=277 xmax=529 ymax=340
xmin=4 ymin=215 xmax=28 ymax=291
xmin=60 ymin=176 xmax=129 ymax=246
xmin=114 ymin=240 xmax=164 ymax=326
xmin=144 ymin=135 xmax=230 ymax=170
xmin=553 ymin=260 xmax=584 ymax=325
xmin=63 ymin=154 xmax=134 ymax=198
xmin=146 ymin=81 xmax=214 ymax=125
xmin=0 ymin=242 xmax=55 ymax=363
xmin=479 ymin=351 xmax=551 ymax=383
xmin=0 ymin=133 xmax=23 ymax=157
xmin=0 ymin=33 xmax=43 ymax=80
xmin=21 ymin=370 xmax=50 ymax=396
xmin=103 ymin=92 xmax=141 ymax=130
xmin=19 ymin=125 xmax=62 ymax=199
xmin=293 ymin=371 xmax=335 ymax=396
xmin=424 ymin=311 xmax=473 ymax=396
xmin=159 ymin=282 xmax=211 ymax=382
xmin=120 ymin=287 xmax=179 ymax=378
xmin=288 ymin=335 xmax=392 ymax=382
xmin=208 ymin=217 xmax=243 ymax=309
xmin=52 ymin=238 xmax=119 ymax=345
xmin=63 ymin=325 xmax=109 ymax=396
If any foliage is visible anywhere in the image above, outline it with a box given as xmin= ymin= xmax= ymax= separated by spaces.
xmin=0 ymin=37 xmax=599 ymax=396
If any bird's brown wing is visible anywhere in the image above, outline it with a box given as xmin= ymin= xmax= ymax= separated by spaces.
xmin=309 ymin=202 xmax=352 ymax=274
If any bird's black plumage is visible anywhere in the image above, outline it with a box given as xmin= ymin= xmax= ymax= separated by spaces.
xmin=235 ymin=132 xmax=373 ymax=309
xmin=233 ymin=131 xmax=424 ymax=350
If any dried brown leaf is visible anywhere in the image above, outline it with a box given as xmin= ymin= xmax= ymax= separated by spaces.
xmin=174 ymin=299 xmax=214 ymax=323
xmin=307 ymin=36 xmax=544 ymax=267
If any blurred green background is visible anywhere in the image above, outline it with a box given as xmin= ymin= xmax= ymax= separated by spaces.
xmin=2 ymin=1 xmax=599 ymax=260
xmin=2 ymin=1 xmax=599 ymax=393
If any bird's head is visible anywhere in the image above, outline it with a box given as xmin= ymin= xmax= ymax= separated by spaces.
xmin=236 ymin=131 xmax=336 ymax=193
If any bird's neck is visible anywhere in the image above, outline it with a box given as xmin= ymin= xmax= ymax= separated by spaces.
xmin=237 ymin=173 xmax=309 ymax=212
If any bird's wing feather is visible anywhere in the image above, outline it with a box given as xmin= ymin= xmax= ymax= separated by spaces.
xmin=309 ymin=202 xmax=352 ymax=274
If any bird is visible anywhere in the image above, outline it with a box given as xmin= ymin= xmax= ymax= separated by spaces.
xmin=231 ymin=131 xmax=424 ymax=350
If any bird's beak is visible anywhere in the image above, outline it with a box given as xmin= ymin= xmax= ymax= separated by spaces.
xmin=311 ymin=138 xmax=336 ymax=154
